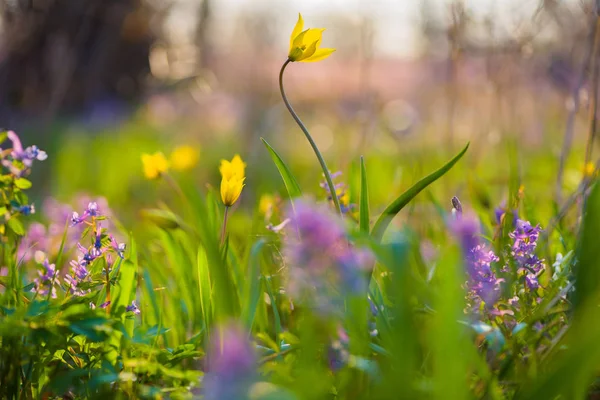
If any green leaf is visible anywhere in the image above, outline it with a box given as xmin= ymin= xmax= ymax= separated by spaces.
xmin=261 ymin=137 xmax=302 ymax=198
xmin=359 ymin=156 xmax=370 ymax=234
xmin=14 ymin=178 xmax=32 ymax=190
xmin=243 ymin=239 xmax=265 ymax=329
xmin=371 ymin=143 xmax=469 ymax=241
xmin=573 ymin=182 xmax=600 ymax=313
xmin=7 ymin=217 xmax=25 ymax=236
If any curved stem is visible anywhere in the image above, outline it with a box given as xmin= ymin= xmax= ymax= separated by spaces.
xmin=279 ymin=59 xmax=342 ymax=215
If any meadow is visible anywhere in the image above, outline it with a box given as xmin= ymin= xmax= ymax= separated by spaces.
xmin=1 ymin=11 xmax=600 ymax=400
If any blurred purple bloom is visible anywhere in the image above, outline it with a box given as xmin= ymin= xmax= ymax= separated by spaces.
xmin=100 ymin=301 xmax=111 ymax=309
xmin=126 ymin=300 xmax=140 ymax=315
xmin=495 ymin=206 xmax=518 ymax=227
xmin=284 ymin=199 xmax=373 ymax=313
xmin=33 ymin=259 xmax=58 ymax=299
xmin=18 ymin=222 xmax=47 ymax=262
xmin=203 ymin=323 xmax=256 ymax=400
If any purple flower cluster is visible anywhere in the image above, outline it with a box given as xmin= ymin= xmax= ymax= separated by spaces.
xmin=284 ymin=199 xmax=372 ymax=313
xmin=32 ymin=259 xmax=58 ymax=299
xmin=450 ymin=209 xmax=546 ymax=317
xmin=2 ymin=131 xmax=47 ymax=177
xmin=65 ymin=202 xmax=126 ymax=297
xmin=18 ymin=196 xmax=113 ymax=264
xmin=450 ymin=214 xmax=504 ymax=314
xmin=320 ymin=171 xmax=354 ymax=214
xmin=510 ymin=220 xmax=544 ymax=291
xmin=203 ymin=323 xmax=256 ymax=400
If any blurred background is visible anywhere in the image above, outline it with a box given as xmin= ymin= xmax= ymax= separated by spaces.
xmin=0 ymin=0 xmax=595 ymax=229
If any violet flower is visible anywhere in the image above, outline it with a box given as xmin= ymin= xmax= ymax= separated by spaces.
xmin=126 ymin=300 xmax=140 ymax=315
xmin=283 ymin=199 xmax=373 ymax=313
xmin=449 ymin=213 xmax=503 ymax=314
xmin=203 ymin=323 xmax=256 ymax=400
xmin=509 ymin=220 xmax=544 ymax=291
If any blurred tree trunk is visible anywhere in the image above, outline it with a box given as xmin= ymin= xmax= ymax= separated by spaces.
xmin=0 ymin=0 xmax=155 ymax=123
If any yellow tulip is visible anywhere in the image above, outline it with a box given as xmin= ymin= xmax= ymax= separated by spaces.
xmin=141 ymin=152 xmax=169 ymax=180
xmin=288 ymin=13 xmax=335 ymax=62
xmin=170 ymin=145 xmax=199 ymax=171
xmin=220 ymin=155 xmax=246 ymax=206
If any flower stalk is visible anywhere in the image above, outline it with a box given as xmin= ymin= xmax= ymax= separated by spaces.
xmin=279 ymin=59 xmax=342 ymax=215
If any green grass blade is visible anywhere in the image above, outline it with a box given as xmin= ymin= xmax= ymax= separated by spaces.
xmin=196 ymin=246 xmax=212 ymax=335
xmin=359 ymin=156 xmax=370 ymax=234
xmin=243 ymin=239 xmax=265 ymax=329
xmin=261 ymin=137 xmax=302 ymax=198
xmin=371 ymin=143 xmax=469 ymax=241
xmin=573 ymin=182 xmax=600 ymax=313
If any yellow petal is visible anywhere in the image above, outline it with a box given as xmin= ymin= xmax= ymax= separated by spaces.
xmin=296 ymin=40 xmax=319 ymax=61
xmin=289 ymin=13 xmax=304 ymax=50
xmin=302 ymin=28 xmax=324 ymax=47
xmin=292 ymin=29 xmax=309 ymax=49
xmin=302 ymin=48 xmax=336 ymax=62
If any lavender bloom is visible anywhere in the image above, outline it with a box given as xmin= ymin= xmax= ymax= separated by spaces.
xmin=284 ymin=199 xmax=373 ymax=313
xmin=320 ymin=171 xmax=355 ymax=214
xmin=126 ymin=300 xmax=140 ymax=315
xmin=3 ymin=131 xmax=47 ymax=175
xmin=449 ymin=213 xmax=503 ymax=314
xmin=509 ymin=220 xmax=544 ymax=291
xmin=203 ymin=324 xmax=256 ymax=400
xmin=18 ymin=222 xmax=48 ymax=262
xmin=110 ymin=235 xmax=126 ymax=259
xmin=64 ymin=258 xmax=91 ymax=297
xmin=495 ymin=206 xmax=518 ymax=227
xmin=32 ymin=259 xmax=58 ymax=299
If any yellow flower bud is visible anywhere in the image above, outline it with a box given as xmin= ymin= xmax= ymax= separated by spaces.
xmin=219 ymin=155 xmax=246 ymax=206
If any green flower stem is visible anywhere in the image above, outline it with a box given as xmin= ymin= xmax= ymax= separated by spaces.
xmin=279 ymin=59 xmax=342 ymax=216
xmin=220 ymin=206 xmax=230 ymax=245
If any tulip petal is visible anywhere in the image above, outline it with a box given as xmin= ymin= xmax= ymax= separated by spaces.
xmin=302 ymin=28 xmax=324 ymax=47
xmin=302 ymin=48 xmax=336 ymax=62
xmin=296 ymin=40 xmax=319 ymax=61
xmin=289 ymin=13 xmax=304 ymax=50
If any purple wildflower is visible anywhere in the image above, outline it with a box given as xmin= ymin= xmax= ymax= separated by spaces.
xmin=3 ymin=131 xmax=47 ymax=175
xmin=110 ymin=235 xmax=126 ymax=259
xmin=449 ymin=213 xmax=503 ymax=314
xmin=126 ymin=300 xmax=140 ymax=315
xmin=320 ymin=171 xmax=355 ymax=214
xmin=32 ymin=259 xmax=58 ymax=299
xmin=203 ymin=323 xmax=256 ymax=400
xmin=509 ymin=220 xmax=544 ymax=291
xmin=495 ymin=205 xmax=518 ymax=227
xmin=284 ymin=199 xmax=372 ymax=313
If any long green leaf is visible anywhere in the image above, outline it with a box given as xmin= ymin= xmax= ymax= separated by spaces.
xmin=371 ymin=143 xmax=469 ymax=241
xmin=243 ymin=239 xmax=265 ymax=329
xmin=261 ymin=137 xmax=302 ymax=198
xmin=359 ymin=156 xmax=370 ymax=234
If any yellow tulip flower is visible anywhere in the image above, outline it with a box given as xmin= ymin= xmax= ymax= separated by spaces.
xmin=170 ymin=145 xmax=199 ymax=171
xmin=219 ymin=155 xmax=246 ymax=207
xmin=141 ymin=152 xmax=169 ymax=180
xmin=288 ymin=13 xmax=335 ymax=62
